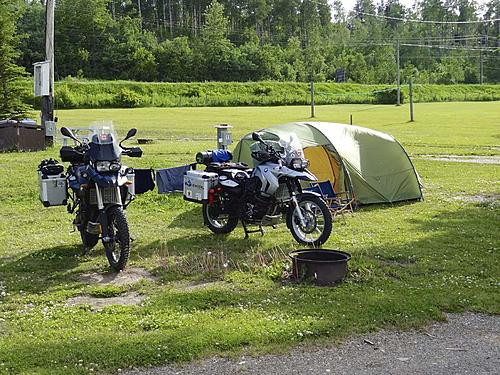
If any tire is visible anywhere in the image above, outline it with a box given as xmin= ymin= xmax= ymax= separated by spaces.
xmin=202 ymin=203 xmax=238 ymax=235
xmin=104 ymin=206 xmax=130 ymax=271
xmin=287 ymin=194 xmax=332 ymax=246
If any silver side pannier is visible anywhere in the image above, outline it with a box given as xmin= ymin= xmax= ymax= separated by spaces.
xmin=38 ymin=159 xmax=67 ymax=207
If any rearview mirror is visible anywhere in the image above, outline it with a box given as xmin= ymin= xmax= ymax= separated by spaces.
xmin=60 ymin=127 xmax=80 ymax=143
xmin=252 ymin=132 xmax=264 ymax=143
xmin=124 ymin=128 xmax=137 ymax=141
xmin=120 ymin=128 xmax=137 ymax=148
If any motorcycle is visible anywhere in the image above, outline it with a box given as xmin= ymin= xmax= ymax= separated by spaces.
xmin=197 ymin=132 xmax=333 ymax=246
xmin=59 ymin=124 xmax=142 ymax=271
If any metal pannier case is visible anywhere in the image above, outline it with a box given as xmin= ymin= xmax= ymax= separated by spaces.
xmin=183 ymin=170 xmax=218 ymax=203
xmin=38 ymin=159 xmax=67 ymax=207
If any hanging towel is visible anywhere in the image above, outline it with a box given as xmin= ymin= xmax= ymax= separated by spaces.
xmin=134 ymin=168 xmax=155 ymax=194
xmin=156 ymin=164 xmax=196 ymax=194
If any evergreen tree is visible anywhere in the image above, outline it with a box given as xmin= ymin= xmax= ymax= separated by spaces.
xmin=0 ymin=0 xmax=30 ymax=120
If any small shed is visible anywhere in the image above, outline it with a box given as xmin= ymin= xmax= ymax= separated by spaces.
xmin=0 ymin=120 xmax=45 ymax=152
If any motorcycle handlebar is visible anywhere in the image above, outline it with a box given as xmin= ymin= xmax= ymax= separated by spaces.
xmin=122 ymin=147 xmax=143 ymax=158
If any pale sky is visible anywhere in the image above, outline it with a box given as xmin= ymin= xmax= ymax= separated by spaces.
xmin=337 ymin=0 xmax=490 ymax=12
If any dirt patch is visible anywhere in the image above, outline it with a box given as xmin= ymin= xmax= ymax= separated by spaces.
xmin=78 ymin=267 xmax=156 ymax=286
xmin=171 ymin=280 xmax=223 ymax=291
xmin=418 ymin=155 xmax=500 ymax=164
xmin=453 ymin=194 xmax=500 ymax=207
xmin=66 ymin=292 xmax=146 ymax=310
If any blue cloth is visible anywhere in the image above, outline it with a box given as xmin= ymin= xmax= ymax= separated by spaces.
xmin=156 ymin=164 xmax=195 ymax=193
xmin=211 ymin=149 xmax=232 ymax=162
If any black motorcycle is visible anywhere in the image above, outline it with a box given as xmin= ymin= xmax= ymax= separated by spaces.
xmin=59 ymin=125 xmax=142 ymax=271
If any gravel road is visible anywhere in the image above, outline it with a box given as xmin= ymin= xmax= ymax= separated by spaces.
xmin=121 ymin=313 xmax=499 ymax=375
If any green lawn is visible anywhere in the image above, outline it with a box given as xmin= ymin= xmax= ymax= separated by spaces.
xmin=0 ymin=102 xmax=499 ymax=374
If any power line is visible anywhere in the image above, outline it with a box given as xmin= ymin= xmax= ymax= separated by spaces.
xmin=400 ymin=43 xmax=497 ymax=52
xmin=358 ymin=12 xmax=500 ymax=24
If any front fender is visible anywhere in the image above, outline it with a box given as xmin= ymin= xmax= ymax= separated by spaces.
xmin=87 ymin=166 xmax=118 ymax=188
xmin=299 ymin=190 xmax=322 ymax=199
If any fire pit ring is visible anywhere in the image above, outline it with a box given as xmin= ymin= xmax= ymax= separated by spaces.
xmin=289 ymin=249 xmax=351 ymax=286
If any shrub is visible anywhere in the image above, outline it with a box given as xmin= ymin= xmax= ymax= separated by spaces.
xmin=116 ymin=88 xmax=142 ymax=108
xmin=373 ymin=88 xmax=405 ymax=104
xmin=55 ymin=85 xmax=78 ymax=109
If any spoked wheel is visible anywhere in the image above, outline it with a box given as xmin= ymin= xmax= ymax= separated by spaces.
xmin=202 ymin=203 xmax=238 ymax=234
xmin=287 ymin=195 xmax=332 ymax=246
xmin=104 ymin=206 xmax=130 ymax=271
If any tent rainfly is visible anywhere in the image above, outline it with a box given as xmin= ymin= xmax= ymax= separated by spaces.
xmin=233 ymin=122 xmax=423 ymax=205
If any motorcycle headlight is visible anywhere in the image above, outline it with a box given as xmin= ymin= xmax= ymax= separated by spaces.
xmin=95 ymin=161 xmax=111 ymax=172
xmin=109 ymin=161 xmax=121 ymax=171
xmin=291 ymin=158 xmax=309 ymax=170
xmin=95 ymin=161 xmax=121 ymax=172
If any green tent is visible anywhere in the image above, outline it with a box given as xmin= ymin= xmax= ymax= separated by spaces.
xmin=233 ymin=122 xmax=423 ymax=205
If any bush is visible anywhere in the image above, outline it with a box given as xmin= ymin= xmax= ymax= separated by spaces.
xmin=373 ymin=88 xmax=405 ymax=104
xmin=19 ymin=79 xmax=500 ymax=109
xmin=55 ymin=85 xmax=78 ymax=109
xmin=115 ymin=88 xmax=143 ymax=108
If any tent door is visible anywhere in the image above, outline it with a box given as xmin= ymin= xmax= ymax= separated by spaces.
xmin=303 ymin=146 xmax=341 ymax=191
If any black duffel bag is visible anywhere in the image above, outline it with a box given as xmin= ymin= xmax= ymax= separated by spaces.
xmin=38 ymin=159 xmax=64 ymax=176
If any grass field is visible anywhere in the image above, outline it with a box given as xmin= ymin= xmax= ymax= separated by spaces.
xmin=0 ymin=102 xmax=499 ymax=374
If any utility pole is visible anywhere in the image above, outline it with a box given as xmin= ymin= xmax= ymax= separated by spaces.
xmin=480 ymin=48 xmax=484 ymax=85
xmin=42 ymin=0 xmax=55 ymax=145
xmin=396 ymin=41 xmax=401 ymax=106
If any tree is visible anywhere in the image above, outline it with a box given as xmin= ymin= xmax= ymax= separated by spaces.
xmin=157 ymin=37 xmax=195 ymax=81
xmin=197 ymin=1 xmax=235 ymax=80
xmin=0 ymin=0 xmax=30 ymax=119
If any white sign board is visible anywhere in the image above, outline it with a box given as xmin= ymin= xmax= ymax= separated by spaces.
xmin=33 ymin=61 xmax=50 ymax=97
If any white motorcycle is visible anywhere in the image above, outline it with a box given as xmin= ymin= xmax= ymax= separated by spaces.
xmin=199 ymin=132 xmax=332 ymax=246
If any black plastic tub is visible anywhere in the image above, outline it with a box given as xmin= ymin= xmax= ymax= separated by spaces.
xmin=289 ymin=249 xmax=351 ymax=286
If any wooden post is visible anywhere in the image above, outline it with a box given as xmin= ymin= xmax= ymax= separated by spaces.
xmin=396 ymin=41 xmax=401 ymax=106
xmin=350 ymin=114 xmax=352 ymax=125
xmin=310 ymin=81 xmax=315 ymax=118
xmin=480 ymin=48 xmax=484 ymax=85
xmin=409 ymin=78 xmax=414 ymax=122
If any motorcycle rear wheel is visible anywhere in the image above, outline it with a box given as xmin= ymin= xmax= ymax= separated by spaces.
xmin=287 ymin=195 xmax=332 ymax=246
xmin=202 ymin=203 xmax=238 ymax=234
xmin=104 ymin=206 xmax=130 ymax=271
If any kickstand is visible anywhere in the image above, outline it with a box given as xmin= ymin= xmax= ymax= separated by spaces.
xmin=242 ymin=222 xmax=265 ymax=239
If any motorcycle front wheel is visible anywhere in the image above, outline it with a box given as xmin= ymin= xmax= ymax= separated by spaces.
xmin=104 ymin=206 xmax=130 ymax=271
xmin=287 ymin=195 xmax=332 ymax=246
xmin=202 ymin=203 xmax=238 ymax=234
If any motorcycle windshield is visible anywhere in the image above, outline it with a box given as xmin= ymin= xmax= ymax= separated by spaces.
xmin=88 ymin=122 xmax=122 ymax=161
xmin=279 ymin=133 xmax=304 ymax=164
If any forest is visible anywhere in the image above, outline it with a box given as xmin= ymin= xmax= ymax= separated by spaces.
xmin=13 ymin=0 xmax=500 ymax=84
